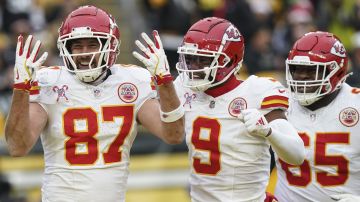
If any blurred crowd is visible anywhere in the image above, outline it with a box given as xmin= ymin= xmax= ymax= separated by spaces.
xmin=138 ymin=0 xmax=360 ymax=84
xmin=1 ymin=0 xmax=360 ymax=150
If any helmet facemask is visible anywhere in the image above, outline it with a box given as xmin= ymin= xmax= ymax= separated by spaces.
xmin=286 ymin=57 xmax=341 ymax=106
xmin=176 ymin=43 xmax=231 ymax=91
xmin=58 ymin=26 xmax=119 ymax=83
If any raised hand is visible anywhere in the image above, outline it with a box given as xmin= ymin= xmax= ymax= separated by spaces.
xmin=238 ymin=109 xmax=272 ymax=137
xmin=13 ymin=35 xmax=48 ymax=91
xmin=132 ymin=30 xmax=172 ymax=85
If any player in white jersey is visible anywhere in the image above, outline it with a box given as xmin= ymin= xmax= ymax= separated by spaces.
xmin=5 ymin=5 xmax=184 ymax=202
xmin=134 ymin=17 xmax=305 ymax=202
xmin=274 ymin=31 xmax=360 ymax=202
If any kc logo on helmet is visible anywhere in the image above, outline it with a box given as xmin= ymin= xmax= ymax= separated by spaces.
xmin=331 ymin=41 xmax=346 ymax=57
xmin=224 ymin=25 xmax=242 ymax=42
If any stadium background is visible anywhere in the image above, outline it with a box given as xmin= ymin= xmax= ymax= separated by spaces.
xmin=0 ymin=0 xmax=359 ymax=201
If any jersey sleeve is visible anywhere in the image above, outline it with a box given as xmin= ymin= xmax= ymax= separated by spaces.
xmin=259 ymin=79 xmax=289 ymax=112
xmin=30 ymin=66 xmax=62 ymax=104
xmin=128 ymin=67 xmax=157 ymax=113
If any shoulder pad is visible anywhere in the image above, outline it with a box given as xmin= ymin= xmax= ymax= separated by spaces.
xmin=36 ymin=66 xmax=62 ymax=86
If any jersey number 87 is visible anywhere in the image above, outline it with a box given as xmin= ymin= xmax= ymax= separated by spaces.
xmin=63 ymin=105 xmax=134 ymax=165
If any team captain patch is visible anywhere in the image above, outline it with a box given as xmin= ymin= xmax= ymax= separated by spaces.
xmin=118 ymin=82 xmax=138 ymax=103
xmin=339 ymin=107 xmax=359 ymax=127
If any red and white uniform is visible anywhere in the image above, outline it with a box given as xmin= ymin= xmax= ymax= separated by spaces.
xmin=174 ymin=75 xmax=289 ymax=202
xmin=30 ymin=65 xmax=155 ymax=202
xmin=275 ymin=84 xmax=360 ymax=202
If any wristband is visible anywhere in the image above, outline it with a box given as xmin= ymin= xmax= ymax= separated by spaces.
xmin=160 ymin=104 xmax=185 ymax=123
xmin=154 ymin=74 xmax=173 ymax=86
xmin=13 ymin=81 xmax=32 ymax=91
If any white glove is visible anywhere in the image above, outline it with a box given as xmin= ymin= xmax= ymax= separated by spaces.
xmin=238 ymin=109 xmax=272 ymax=137
xmin=132 ymin=30 xmax=172 ymax=85
xmin=330 ymin=194 xmax=360 ymax=202
xmin=14 ymin=35 xmax=48 ymax=91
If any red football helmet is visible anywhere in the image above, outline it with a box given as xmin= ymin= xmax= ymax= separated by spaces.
xmin=176 ymin=17 xmax=245 ymax=91
xmin=57 ymin=5 xmax=120 ymax=83
xmin=286 ymin=31 xmax=349 ymax=105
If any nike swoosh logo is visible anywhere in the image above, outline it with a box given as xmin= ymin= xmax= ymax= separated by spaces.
xmin=165 ymin=61 xmax=168 ymax=71
xmin=16 ymin=69 xmax=19 ymax=80
xmin=278 ymin=89 xmax=285 ymax=93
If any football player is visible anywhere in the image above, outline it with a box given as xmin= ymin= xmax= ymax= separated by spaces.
xmin=274 ymin=31 xmax=360 ymax=202
xmin=5 ymin=5 xmax=184 ymax=202
xmin=134 ymin=17 xmax=305 ymax=202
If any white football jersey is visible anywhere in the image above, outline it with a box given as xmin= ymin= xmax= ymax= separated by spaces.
xmin=275 ymin=83 xmax=360 ymax=202
xmin=174 ymin=75 xmax=289 ymax=202
xmin=30 ymin=65 xmax=156 ymax=202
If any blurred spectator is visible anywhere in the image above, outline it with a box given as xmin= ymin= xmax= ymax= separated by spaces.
xmin=193 ymin=0 xmax=223 ymax=19
xmin=142 ymin=0 xmax=193 ymax=35
xmin=0 ymin=175 xmax=12 ymax=202
xmin=347 ymin=31 xmax=360 ymax=87
xmin=244 ymin=26 xmax=285 ymax=83
xmin=246 ymin=0 xmax=275 ymax=27
xmin=139 ymin=0 xmax=194 ymax=71
xmin=315 ymin=0 xmax=355 ymax=49
xmin=349 ymin=0 xmax=360 ymax=31
xmin=1 ymin=0 xmax=46 ymax=33
xmin=43 ymin=0 xmax=79 ymax=24
xmin=210 ymin=0 xmax=258 ymax=42
xmin=287 ymin=0 xmax=315 ymax=40
xmin=0 ymin=175 xmax=26 ymax=202
xmin=272 ymin=0 xmax=316 ymax=71
xmin=1 ymin=0 xmax=29 ymax=33
xmin=244 ymin=27 xmax=276 ymax=73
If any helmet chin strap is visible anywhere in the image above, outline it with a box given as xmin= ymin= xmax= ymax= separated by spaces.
xmin=190 ymin=85 xmax=210 ymax=92
xmin=296 ymin=72 xmax=350 ymax=107
xmin=298 ymin=96 xmax=322 ymax=106
xmin=295 ymin=87 xmax=323 ymax=106
xmin=90 ymin=70 xmax=109 ymax=85
xmin=77 ymin=67 xmax=109 ymax=85
xmin=190 ymin=62 xmax=243 ymax=92
xmin=188 ymin=79 xmax=211 ymax=91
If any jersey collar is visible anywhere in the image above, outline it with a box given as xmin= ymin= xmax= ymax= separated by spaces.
xmin=205 ymin=74 xmax=242 ymax=97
